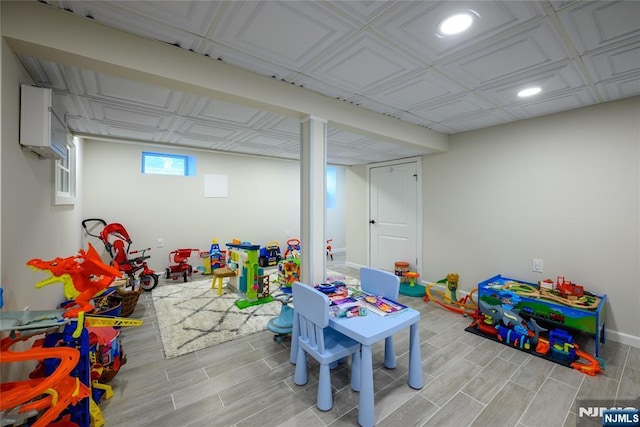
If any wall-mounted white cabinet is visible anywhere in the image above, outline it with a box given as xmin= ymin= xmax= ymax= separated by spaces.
xmin=19 ymin=84 xmax=69 ymax=160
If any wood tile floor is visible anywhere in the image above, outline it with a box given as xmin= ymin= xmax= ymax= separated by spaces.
xmin=102 ymin=255 xmax=640 ymax=426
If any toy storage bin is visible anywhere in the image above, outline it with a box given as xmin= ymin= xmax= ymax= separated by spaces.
xmin=477 ymin=274 xmax=607 ymax=357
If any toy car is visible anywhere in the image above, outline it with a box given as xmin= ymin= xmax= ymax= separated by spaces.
xmin=259 ymin=241 xmax=282 ymax=267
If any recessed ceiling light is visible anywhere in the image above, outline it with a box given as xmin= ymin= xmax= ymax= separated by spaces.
xmin=438 ymin=12 xmax=475 ymax=36
xmin=517 ymin=87 xmax=542 ymax=98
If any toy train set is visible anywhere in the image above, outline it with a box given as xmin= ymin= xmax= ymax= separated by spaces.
xmin=467 ymin=275 xmax=606 ymax=375
xmin=465 ymin=299 xmax=605 ymax=376
xmin=424 ymin=273 xmax=607 ymax=376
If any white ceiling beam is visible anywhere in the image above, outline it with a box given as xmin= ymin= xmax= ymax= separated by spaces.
xmin=1 ymin=1 xmax=448 ymax=153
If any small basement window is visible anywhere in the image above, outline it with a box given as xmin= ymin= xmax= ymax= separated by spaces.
xmin=54 ymin=136 xmax=76 ymax=205
xmin=142 ymin=152 xmax=195 ymax=176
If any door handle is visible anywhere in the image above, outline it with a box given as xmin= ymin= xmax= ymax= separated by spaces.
xmin=369 ymin=220 xmax=376 ymax=224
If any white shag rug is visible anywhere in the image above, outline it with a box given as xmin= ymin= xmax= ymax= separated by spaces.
xmin=152 ymin=270 xmax=357 ymax=359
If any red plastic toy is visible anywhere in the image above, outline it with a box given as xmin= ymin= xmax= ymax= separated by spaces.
xmin=82 ymin=218 xmax=159 ymax=291
xmin=165 ymin=248 xmax=199 ymax=282
xmin=27 ymin=243 xmax=123 ymax=318
xmin=555 ymin=276 xmax=584 ymax=298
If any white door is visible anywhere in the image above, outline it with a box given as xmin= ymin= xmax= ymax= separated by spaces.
xmin=369 ymin=160 xmax=419 ymax=273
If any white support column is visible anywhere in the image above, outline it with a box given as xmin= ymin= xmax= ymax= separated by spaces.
xmin=300 ymin=116 xmax=327 ymax=286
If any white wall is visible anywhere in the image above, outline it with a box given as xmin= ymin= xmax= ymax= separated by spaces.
xmin=82 ymin=140 xmax=349 ymax=274
xmin=83 ymin=140 xmax=353 ymax=273
xmin=326 ymin=165 xmax=346 ymax=252
xmin=422 ymin=97 xmax=640 ymax=342
xmin=345 ymin=164 xmax=368 ymax=267
xmin=1 ymin=39 xmax=85 ymax=313
xmin=1 ymin=39 xmax=86 ymax=380
xmin=343 ymin=97 xmax=639 ymax=343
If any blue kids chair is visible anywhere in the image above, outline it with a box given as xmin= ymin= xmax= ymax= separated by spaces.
xmin=360 ymin=267 xmax=401 ymax=369
xmin=292 ymin=282 xmax=361 ymax=411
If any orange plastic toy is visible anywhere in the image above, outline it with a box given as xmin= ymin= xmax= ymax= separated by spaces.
xmin=403 ymin=271 xmax=420 ymax=286
xmin=400 ymin=271 xmax=425 ymax=297
xmin=1 ymin=335 xmax=90 ymax=426
xmin=27 ymin=243 xmax=123 ymax=318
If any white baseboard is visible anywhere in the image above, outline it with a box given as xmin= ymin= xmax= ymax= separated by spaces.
xmin=345 ymin=260 xmax=366 ymax=270
xmin=605 ymin=329 xmax=640 ymax=348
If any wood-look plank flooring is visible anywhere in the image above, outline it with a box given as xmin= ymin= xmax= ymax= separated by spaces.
xmin=101 ymin=255 xmax=640 ymax=426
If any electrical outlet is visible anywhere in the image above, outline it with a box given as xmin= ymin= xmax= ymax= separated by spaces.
xmin=532 ymin=258 xmax=543 ymax=273
xmin=157 ymin=238 xmax=164 ymax=248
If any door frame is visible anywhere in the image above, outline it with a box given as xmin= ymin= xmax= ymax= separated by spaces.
xmin=366 ymin=156 xmax=423 ymax=277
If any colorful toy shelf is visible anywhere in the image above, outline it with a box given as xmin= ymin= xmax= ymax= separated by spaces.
xmin=477 ymin=274 xmax=607 ymax=357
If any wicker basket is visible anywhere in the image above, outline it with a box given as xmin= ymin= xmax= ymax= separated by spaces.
xmin=100 ymin=367 xmax=120 ymax=383
xmin=99 ymin=350 xmax=127 ymax=383
xmin=118 ymin=287 xmax=142 ymax=317
xmin=92 ymin=292 xmax=122 ymax=317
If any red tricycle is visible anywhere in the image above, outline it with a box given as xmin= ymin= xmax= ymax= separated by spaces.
xmin=165 ymin=248 xmax=200 ymax=282
xmin=82 ymin=218 xmax=159 ymax=291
